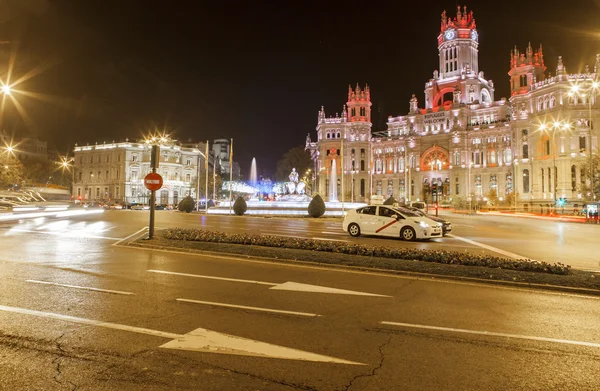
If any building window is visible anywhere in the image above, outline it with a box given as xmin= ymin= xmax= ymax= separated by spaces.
xmin=579 ymin=135 xmax=586 ymax=152
xmin=97 ymin=170 xmax=101 ymax=179
xmin=571 ymin=165 xmax=577 ymax=191
xmin=96 ymin=188 xmax=100 ymax=198
xmin=360 ymin=179 xmax=365 ymax=197
xmin=504 ymin=148 xmax=512 ymax=163
xmin=544 ymin=139 xmax=551 ymax=156
xmin=185 ymin=173 xmax=191 ymax=182
xmin=454 ymin=151 xmax=460 ymax=166
xmin=376 ymin=180 xmax=382 ymax=196
xmin=522 ymin=144 xmax=529 ymax=159
xmin=132 ymin=154 xmax=138 ymax=162
xmin=523 ymin=169 xmax=530 ymax=193
xmin=387 ymin=180 xmax=393 ymax=196
xmin=106 ymin=155 xmax=109 ymax=163
xmin=131 ymin=171 xmax=138 ymax=180
xmin=116 ymin=170 xmax=120 ymax=179
xmin=548 ymin=169 xmax=552 ymax=194
xmin=116 ymin=187 xmax=120 ymax=198
xmin=106 ymin=170 xmax=109 ymax=179
xmin=411 ymin=179 xmax=415 ymax=196
xmin=506 ymin=173 xmax=513 ymax=194
xmin=78 ymin=172 xmax=82 ymax=181
xmin=455 ymin=177 xmax=459 ymax=195
xmin=186 ymin=159 xmax=191 ymax=166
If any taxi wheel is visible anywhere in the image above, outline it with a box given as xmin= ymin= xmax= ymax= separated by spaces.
xmin=348 ymin=223 xmax=361 ymax=237
xmin=400 ymin=227 xmax=416 ymax=241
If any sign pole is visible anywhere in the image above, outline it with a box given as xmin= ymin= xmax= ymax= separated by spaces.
xmin=148 ymin=145 xmax=160 ymax=240
xmin=205 ymin=140 xmax=209 ymax=214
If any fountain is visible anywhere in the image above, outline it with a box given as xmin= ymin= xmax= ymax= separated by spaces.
xmin=329 ymin=159 xmax=338 ymax=202
xmin=211 ymin=166 xmax=366 ymax=216
xmin=249 ymin=157 xmax=257 ymax=185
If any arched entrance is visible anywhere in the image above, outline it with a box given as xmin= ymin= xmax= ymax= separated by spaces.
xmin=420 ymin=146 xmax=450 ymax=203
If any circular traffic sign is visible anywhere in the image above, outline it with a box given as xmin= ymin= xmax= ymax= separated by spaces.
xmin=144 ymin=172 xmax=163 ymax=191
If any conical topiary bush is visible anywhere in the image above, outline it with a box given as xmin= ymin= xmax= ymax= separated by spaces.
xmin=308 ymin=194 xmax=326 ymax=218
xmin=233 ymin=197 xmax=248 ymax=216
xmin=383 ymin=196 xmax=397 ymax=205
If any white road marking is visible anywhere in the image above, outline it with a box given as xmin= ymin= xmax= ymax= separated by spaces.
xmin=148 ymin=269 xmax=276 ymax=285
xmin=447 ymin=233 xmax=533 ymax=260
xmin=176 ymin=298 xmax=320 ymax=317
xmin=148 ymin=269 xmax=389 ymax=297
xmin=271 ymin=281 xmax=391 ymax=297
xmin=321 ymin=231 xmax=346 ymax=235
xmin=0 ymin=304 xmax=361 ymax=365
xmin=26 ymin=280 xmax=135 ymax=295
xmin=112 ymin=226 xmax=148 ymax=246
xmin=311 ymin=237 xmax=350 ymax=242
xmin=380 ymin=321 xmax=600 ymax=348
xmin=7 ymin=228 xmax=123 ymax=241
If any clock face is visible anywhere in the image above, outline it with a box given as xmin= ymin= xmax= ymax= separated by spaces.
xmin=471 ymin=30 xmax=478 ymax=41
xmin=445 ymin=30 xmax=455 ymax=40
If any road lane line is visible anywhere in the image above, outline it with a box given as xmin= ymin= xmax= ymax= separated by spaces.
xmin=26 ymin=280 xmax=135 ymax=295
xmin=380 ymin=321 xmax=600 ymax=348
xmin=447 ymin=234 xmax=532 ymax=260
xmin=311 ymin=237 xmax=351 ymax=242
xmin=148 ymin=270 xmax=277 ymax=286
xmin=7 ymin=228 xmax=123 ymax=241
xmin=176 ymin=298 xmax=320 ymax=317
xmin=0 ymin=304 xmax=361 ymax=364
xmin=0 ymin=304 xmax=180 ymax=339
xmin=113 ymin=227 xmax=148 ymax=246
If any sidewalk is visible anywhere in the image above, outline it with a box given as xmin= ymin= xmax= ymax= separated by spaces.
xmin=449 ymin=209 xmax=597 ymax=224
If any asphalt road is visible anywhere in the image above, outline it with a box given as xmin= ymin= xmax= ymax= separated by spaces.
xmin=0 ymin=211 xmax=599 ymax=390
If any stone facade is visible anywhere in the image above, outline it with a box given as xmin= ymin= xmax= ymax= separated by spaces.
xmin=73 ymin=139 xmax=207 ymax=205
xmin=306 ymin=6 xmax=599 ymax=208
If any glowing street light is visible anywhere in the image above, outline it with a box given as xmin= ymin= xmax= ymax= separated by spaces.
xmin=1 ymin=84 xmax=11 ymax=95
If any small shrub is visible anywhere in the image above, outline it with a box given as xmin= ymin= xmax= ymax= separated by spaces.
xmin=383 ymin=196 xmax=397 ymax=205
xmin=308 ymin=194 xmax=326 ymax=218
xmin=178 ymin=196 xmax=195 ymax=213
xmin=233 ymin=197 xmax=247 ymax=215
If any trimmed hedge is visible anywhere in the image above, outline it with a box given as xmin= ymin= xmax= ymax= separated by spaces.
xmin=162 ymin=228 xmax=571 ymax=275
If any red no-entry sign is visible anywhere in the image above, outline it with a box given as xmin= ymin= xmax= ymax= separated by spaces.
xmin=144 ymin=172 xmax=163 ymax=191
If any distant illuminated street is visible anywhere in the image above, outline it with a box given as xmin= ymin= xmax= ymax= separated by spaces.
xmin=0 ymin=211 xmax=599 ymax=390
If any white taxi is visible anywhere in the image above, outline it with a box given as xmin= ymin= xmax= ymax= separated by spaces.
xmin=342 ymin=205 xmax=443 ymax=241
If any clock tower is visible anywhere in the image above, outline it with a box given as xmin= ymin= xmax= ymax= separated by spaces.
xmin=424 ymin=6 xmax=493 ymax=109
xmin=438 ymin=6 xmax=478 ymax=79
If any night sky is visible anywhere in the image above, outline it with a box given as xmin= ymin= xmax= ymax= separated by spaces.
xmin=2 ymin=0 xmax=600 ymax=178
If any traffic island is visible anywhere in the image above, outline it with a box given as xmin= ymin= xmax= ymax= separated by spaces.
xmin=130 ymin=228 xmax=600 ymax=295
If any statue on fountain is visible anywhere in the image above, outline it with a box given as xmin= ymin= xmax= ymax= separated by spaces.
xmin=278 ymin=168 xmax=309 ymax=201
xmin=285 ymin=168 xmax=306 ymax=195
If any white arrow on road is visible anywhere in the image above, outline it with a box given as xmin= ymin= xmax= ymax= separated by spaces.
xmin=0 ymin=305 xmax=363 ymax=365
xmin=147 ymin=269 xmax=391 ymax=297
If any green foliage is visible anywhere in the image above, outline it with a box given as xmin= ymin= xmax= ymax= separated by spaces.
xmin=163 ymin=228 xmax=572 ymax=275
xmin=487 ymin=188 xmax=499 ymax=207
xmin=308 ymin=194 xmax=325 ymax=218
xmin=452 ymin=196 xmax=466 ymax=209
xmin=233 ymin=196 xmax=247 ymax=215
xmin=0 ymin=156 xmax=24 ymax=189
xmin=383 ymin=196 xmax=397 ymax=205
xmin=579 ymin=153 xmax=600 ymax=201
xmin=178 ymin=195 xmax=195 ymax=213
xmin=275 ymin=146 xmax=312 ymax=182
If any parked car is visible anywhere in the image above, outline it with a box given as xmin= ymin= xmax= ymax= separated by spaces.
xmin=403 ymin=206 xmax=452 ymax=236
xmin=343 ymin=205 xmax=443 ymax=241
xmin=407 ymin=201 xmax=427 ymax=212
xmin=131 ymin=204 xmax=150 ymax=210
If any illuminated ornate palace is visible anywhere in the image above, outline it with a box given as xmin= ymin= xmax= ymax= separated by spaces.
xmin=306 ymin=6 xmax=599 ymax=208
